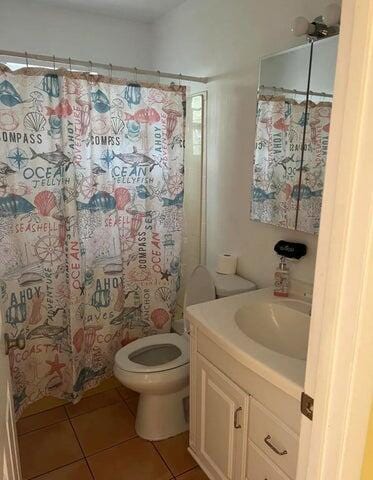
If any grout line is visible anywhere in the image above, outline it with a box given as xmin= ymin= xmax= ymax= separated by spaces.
xmin=151 ymin=441 xmax=175 ymax=478
xmin=27 ymin=458 xmax=84 ymax=480
xmin=84 ymin=434 xmax=139 ymax=459
xmin=17 ymin=417 xmax=68 ymax=437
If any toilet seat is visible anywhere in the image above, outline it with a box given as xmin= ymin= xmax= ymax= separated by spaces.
xmin=115 ymin=333 xmax=189 ymax=374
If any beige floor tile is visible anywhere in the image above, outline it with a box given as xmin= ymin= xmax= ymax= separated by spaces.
xmin=82 ymin=376 xmax=122 ymax=398
xmin=154 ymin=432 xmax=196 ymax=476
xmin=18 ymin=421 xmax=83 ymax=479
xmin=125 ymin=395 xmax=139 ymax=416
xmin=71 ymin=402 xmax=136 ymax=455
xmin=17 ymin=406 xmax=67 ymax=436
xmin=117 ymin=385 xmax=139 ymax=400
xmin=32 ymin=460 xmax=93 ymax=480
xmin=21 ymin=397 xmax=68 ymax=417
xmin=88 ymin=437 xmax=172 ymax=480
xmin=176 ymin=466 xmax=209 ymax=480
xmin=66 ymin=389 xmax=122 ymax=418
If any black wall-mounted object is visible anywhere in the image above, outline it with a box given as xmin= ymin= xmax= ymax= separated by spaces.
xmin=274 ymin=241 xmax=307 ymax=260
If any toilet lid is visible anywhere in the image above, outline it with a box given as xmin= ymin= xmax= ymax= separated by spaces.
xmin=115 ymin=333 xmax=189 ymax=373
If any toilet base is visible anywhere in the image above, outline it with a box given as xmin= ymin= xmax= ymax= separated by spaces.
xmin=135 ymin=386 xmax=189 ymax=440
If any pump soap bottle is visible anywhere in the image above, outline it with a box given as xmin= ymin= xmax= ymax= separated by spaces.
xmin=274 ymin=256 xmax=289 ymax=297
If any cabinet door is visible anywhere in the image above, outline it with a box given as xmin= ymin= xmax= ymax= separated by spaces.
xmin=196 ymin=354 xmax=248 ymax=480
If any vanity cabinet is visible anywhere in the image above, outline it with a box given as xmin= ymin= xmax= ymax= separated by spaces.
xmin=195 ymin=354 xmax=248 ymax=480
xmin=189 ymin=327 xmax=301 ymax=480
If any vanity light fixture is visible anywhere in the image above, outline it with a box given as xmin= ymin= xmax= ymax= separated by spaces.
xmin=291 ymin=3 xmax=341 ymax=39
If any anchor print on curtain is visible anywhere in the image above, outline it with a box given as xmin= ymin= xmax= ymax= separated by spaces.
xmin=0 ymin=65 xmax=185 ymax=417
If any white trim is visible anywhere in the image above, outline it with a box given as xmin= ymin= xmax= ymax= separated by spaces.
xmin=297 ymin=0 xmax=373 ymax=478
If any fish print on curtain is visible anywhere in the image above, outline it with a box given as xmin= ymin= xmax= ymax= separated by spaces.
xmin=0 ymin=65 xmax=185 ymax=416
xmin=250 ymin=96 xmax=331 ymax=234
xmin=251 ymin=96 xmax=305 ymax=230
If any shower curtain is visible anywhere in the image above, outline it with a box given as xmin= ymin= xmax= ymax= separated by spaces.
xmin=0 ymin=65 xmax=185 ymax=416
xmin=251 ymin=95 xmax=331 ymax=233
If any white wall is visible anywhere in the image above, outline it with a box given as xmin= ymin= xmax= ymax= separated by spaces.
xmin=0 ymin=0 xmax=333 ymax=288
xmin=0 ymin=0 xmax=154 ymax=70
xmin=152 ymin=0 xmax=334 ymax=287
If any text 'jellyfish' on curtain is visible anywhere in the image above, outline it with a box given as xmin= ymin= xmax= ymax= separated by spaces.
xmin=0 ymin=65 xmax=186 ymax=417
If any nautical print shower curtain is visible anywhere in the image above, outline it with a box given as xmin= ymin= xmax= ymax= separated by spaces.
xmin=251 ymin=95 xmax=331 ymax=233
xmin=0 ymin=65 xmax=185 ymax=416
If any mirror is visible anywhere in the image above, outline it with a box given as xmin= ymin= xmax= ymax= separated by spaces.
xmin=251 ymin=36 xmax=338 ymax=234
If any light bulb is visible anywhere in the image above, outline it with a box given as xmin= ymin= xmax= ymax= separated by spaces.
xmin=323 ymin=3 xmax=341 ymax=26
xmin=291 ymin=16 xmax=315 ymax=36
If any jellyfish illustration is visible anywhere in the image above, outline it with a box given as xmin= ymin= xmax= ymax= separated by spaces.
xmin=163 ymin=107 xmax=182 ymax=139
xmin=150 ymin=308 xmax=170 ymax=329
xmin=114 ymin=187 xmax=131 ymax=210
xmin=34 ymin=190 xmax=57 ymax=216
xmin=42 ymin=74 xmax=60 ymax=98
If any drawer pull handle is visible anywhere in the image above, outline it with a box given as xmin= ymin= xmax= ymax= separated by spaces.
xmin=264 ymin=435 xmax=288 ymax=456
xmin=234 ymin=407 xmax=242 ymax=429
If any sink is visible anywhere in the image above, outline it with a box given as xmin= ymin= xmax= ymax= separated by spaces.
xmin=235 ymin=300 xmax=310 ymax=360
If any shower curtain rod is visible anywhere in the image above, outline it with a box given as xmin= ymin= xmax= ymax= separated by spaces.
xmin=259 ymin=84 xmax=333 ymax=98
xmin=0 ymin=49 xmax=209 ymax=84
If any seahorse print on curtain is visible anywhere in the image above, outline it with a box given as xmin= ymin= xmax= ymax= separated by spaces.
xmin=0 ymin=66 xmax=185 ymax=416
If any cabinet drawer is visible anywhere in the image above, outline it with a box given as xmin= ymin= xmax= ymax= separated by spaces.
xmin=247 ymin=441 xmax=290 ymax=480
xmin=249 ymin=399 xmax=298 ymax=479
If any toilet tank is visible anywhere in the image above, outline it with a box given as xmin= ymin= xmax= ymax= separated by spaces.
xmin=213 ymin=272 xmax=256 ymax=298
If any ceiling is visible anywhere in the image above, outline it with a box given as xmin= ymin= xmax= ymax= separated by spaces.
xmin=26 ymin=0 xmax=187 ymax=23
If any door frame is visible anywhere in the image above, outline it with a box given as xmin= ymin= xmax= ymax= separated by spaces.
xmin=297 ymin=0 xmax=373 ymax=478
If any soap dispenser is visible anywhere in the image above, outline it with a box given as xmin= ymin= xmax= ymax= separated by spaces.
xmin=274 ymin=256 xmax=289 ymax=297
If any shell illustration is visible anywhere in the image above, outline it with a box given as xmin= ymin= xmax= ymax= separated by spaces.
xmin=73 ymin=328 xmax=84 ymax=353
xmin=77 ymin=191 xmax=116 ymax=213
xmin=24 ymin=111 xmax=46 ymax=132
xmin=0 ymin=80 xmax=23 ymax=107
xmin=111 ymin=116 xmax=125 ymax=135
xmin=155 ymin=286 xmax=171 ymax=303
xmin=34 ymin=190 xmax=57 ymax=216
xmin=0 ymin=194 xmax=35 ymax=217
xmin=150 ymin=308 xmax=170 ymax=329
xmin=0 ymin=111 xmax=19 ymax=131
xmin=114 ymin=187 xmax=131 ymax=210
xmin=91 ymin=89 xmax=110 ymax=113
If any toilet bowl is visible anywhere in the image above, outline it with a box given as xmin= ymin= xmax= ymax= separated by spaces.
xmin=114 ymin=265 xmax=256 ymax=440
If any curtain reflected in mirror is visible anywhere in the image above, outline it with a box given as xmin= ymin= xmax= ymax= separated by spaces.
xmin=250 ymin=37 xmax=338 ymax=235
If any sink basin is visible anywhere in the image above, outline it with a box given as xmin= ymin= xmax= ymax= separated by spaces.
xmin=235 ymin=301 xmax=310 ymax=360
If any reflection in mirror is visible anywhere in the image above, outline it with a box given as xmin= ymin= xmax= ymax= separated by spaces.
xmin=251 ymin=43 xmax=311 ymax=230
xmin=250 ymin=37 xmax=338 ymax=235
xmin=296 ymin=37 xmax=338 ymax=233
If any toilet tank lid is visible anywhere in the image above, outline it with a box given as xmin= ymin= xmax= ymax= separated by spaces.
xmin=213 ymin=272 xmax=256 ymax=297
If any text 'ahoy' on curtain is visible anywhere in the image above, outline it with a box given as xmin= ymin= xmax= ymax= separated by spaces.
xmin=0 ymin=65 xmax=186 ymax=417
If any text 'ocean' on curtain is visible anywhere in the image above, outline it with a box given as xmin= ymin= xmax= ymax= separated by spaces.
xmin=0 ymin=65 xmax=185 ymax=416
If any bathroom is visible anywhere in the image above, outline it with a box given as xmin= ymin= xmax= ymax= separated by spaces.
xmin=1 ymin=0 xmax=372 ymax=479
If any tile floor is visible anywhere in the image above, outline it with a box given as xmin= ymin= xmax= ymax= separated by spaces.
xmin=17 ymin=379 xmax=208 ymax=480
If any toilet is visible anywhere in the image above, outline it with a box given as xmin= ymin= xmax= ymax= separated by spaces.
xmin=114 ymin=265 xmax=256 ymax=441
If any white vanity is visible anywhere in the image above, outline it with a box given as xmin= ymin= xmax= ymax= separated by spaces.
xmin=186 ymin=288 xmax=311 ymax=480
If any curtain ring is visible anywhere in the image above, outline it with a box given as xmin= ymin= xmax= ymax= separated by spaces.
xmin=108 ymin=63 xmax=113 ymax=81
xmin=157 ymin=70 xmax=161 ymax=85
xmin=89 ymin=60 xmax=93 ymax=75
xmin=68 ymin=57 xmax=72 ymax=73
xmin=25 ymin=52 xmax=29 ymax=70
xmin=134 ymin=67 xmax=138 ymax=83
xmin=179 ymin=73 xmax=182 ymax=86
xmin=53 ymin=55 xmax=56 ymax=71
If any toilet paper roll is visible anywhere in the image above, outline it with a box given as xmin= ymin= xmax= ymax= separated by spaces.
xmin=216 ymin=254 xmax=237 ymax=275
